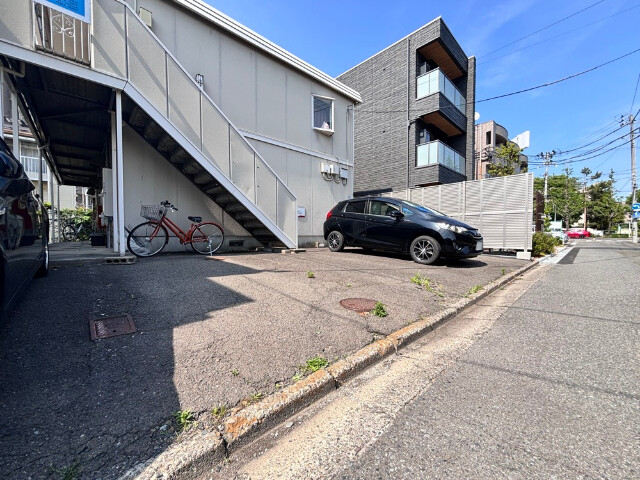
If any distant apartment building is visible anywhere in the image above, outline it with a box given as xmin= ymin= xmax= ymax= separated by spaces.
xmin=474 ymin=120 xmax=528 ymax=179
xmin=2 ymin=115 xmax=90 ymax=211
xmin=338 ymin=17 xmax=475 ymax=195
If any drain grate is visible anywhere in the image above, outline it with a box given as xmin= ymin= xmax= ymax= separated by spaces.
xmin=104 ymin=256 xmax=136 ymax=265
xmin=90 ymin=314 xmax=136 ymax=340
xmin=340 ymin=298 xmax=377 ymax=313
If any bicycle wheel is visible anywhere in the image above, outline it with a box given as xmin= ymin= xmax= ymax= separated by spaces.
xmin=190 ymin=222 xmax=224 ymax=255
xmin=127 ymin=222 xmax=168 ymax=257
xmin=62 ymin=224 xmax=77 ymax=241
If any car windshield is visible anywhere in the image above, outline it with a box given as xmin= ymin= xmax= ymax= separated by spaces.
xmin=401 ymin=200 xmax=445 ymax=216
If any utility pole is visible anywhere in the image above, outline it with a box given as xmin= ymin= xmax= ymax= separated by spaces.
xmin=541 ymin=150 xmax=556 ymax=202
xmin=630 ymin=113 xmax=637 ymax=243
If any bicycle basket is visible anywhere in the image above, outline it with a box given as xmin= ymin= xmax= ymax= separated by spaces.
xmin=140 ymin=205 xmax=166 ymax=221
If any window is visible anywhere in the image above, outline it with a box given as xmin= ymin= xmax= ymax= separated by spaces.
xmin=369 ymin=201 xmax=400 ymax=216
xmin=312 ymin=95 xmax=334 ymax=134
xmin=344 ymin=200 xmax=366 ymax=214
xmin=486 ymin=131 xmax=491 ymax=145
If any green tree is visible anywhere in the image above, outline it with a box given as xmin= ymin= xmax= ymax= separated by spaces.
xmin=533 ymin=170 xmax=582 ymax=229
xmin=587 ymin=170 xmax=627 ymax=232
xmin=487 ymin=142 xmax=526 ymax=177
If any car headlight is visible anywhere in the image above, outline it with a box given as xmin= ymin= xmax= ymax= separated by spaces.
xmin=436 ymin=222 xmax=467 ymax=233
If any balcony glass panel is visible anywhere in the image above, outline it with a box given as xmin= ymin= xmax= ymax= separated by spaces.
xmin=416 ymin=68 xmax=466 ymax=114
xmin=416 ymin=140 xmax=465 ymax=175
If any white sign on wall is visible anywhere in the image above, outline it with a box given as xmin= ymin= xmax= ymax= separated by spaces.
xmin=39 ymin=0 xmax=92 ymax=23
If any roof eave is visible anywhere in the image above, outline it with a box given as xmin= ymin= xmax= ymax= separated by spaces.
xmin=172 ymin=0 xmax=362 ymax=103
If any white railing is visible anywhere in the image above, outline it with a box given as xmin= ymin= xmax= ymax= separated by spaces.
xmin=33 ymin=2 xmax=90 ymax=64
xmin=18 ymin=0 xmax=297 ymax=247
xmin=416 ymin=140 xmax=465 ymax=174
xmin=416 ymin=68 xmax=465 ymax=113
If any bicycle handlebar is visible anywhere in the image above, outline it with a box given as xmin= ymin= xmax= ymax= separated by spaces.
xmin=161 ymin=200 xmax=178 ymax=211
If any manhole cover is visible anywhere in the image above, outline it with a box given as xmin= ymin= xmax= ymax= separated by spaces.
xmin=340 ymin=298 xmax=377 ymax=313
xmin=90 ymin=314 xmax=136 ymax=340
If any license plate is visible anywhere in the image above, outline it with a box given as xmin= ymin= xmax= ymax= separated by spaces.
xmin=475 ymin=240 xmax=483 ymax=251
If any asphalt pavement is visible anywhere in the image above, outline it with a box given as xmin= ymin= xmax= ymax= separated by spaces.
xmin=216 ymin=238 xmax=639 ymax=479
xmin=0 ymin=245 xmax=525 ymax=479
xmin=343 ymin=239 xmax=639 ymax=479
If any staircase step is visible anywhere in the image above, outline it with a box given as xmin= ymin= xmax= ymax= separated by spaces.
xmin=157 ymin=135 xmax=177 ymax=153
xmin=242 ymin=220 xmax=263 ymax=230
xmin=213 ymin=193 xmax=237 ymax=205
xmin=232 ymin=211 xmax=255 ymax=221
xmin=143 ymin=122 xmax=163 ymax=143
xmin=193 ymin=171 xmax=213 ymax=185
xmin=225 ymin=202 xmax=246 ymax=213
xmin=128 ymin=107 xmax=147 ymax=129
xmin=181 ymin=162 xmax=201 ymax=176
xmin=204 ymin=185 xmax=226 ymax=195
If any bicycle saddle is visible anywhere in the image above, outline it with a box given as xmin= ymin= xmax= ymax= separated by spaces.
xmin=188 ymin=216 xmax=202 ymax=223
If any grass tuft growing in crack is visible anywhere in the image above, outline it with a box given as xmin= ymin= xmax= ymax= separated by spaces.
xmin=174 ymin=409 xmax=196 ymax=432
xmin=304 ymin=355 xmax=329 ymax=373
xmin=49 ymin=461 xmax=80 ymax=480
xmin=411 ymin=273 xmax=444 ymax=297
xmin=465 ymin=284 xmax=483 ymax=297
xmin=211 ymin=403 xmax=228 ymax=419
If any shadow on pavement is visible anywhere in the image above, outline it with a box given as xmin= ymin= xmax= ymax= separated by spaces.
xmin=0 ymin=256 xmax=258 ymax=479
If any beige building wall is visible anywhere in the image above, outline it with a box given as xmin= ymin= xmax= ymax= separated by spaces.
xmin=123 ymin=0 xmax=356 ymax=244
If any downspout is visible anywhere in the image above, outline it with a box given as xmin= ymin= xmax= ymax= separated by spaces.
xmin=407 ymin=39 xmax=410 ymax=190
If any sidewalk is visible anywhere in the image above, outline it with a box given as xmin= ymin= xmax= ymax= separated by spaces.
xmin=0 ymin=248 xmax=529 ymax=479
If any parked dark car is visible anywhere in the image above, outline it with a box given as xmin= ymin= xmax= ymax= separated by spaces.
xmin=0 ymin=137 xmax=49 ymax=320
xmin=323 ymin=196 xmax=483 ymax=265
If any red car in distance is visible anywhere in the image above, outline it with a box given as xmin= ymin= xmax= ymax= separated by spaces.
xmin=565 ymin=228 xmax=590 ymax=239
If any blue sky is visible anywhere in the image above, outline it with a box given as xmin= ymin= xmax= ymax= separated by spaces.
xmin=207 ymin=0 xmax=640 ymax=199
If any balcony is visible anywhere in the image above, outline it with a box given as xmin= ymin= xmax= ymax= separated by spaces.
xmin=416 ymin=68 xmax=465 ymax=113
xmin=417 ymin=140 xmax=465 ymax=174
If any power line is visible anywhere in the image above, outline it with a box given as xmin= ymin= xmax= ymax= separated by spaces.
xmin=479 ymin=0 xmax=605 ymax=58
xmin=477 ymin=47 xmax=640 ymax=103
xmin=553 ymin=123 xmax=627 ymax=155
xmin=479 ymin=4 xmax=640 ymax=65
xmin=631 ymin=73 xmax=640 ymax=113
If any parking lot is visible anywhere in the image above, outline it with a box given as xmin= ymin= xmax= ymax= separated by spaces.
xmin=0 ymin=246 xmax=527 ymax=479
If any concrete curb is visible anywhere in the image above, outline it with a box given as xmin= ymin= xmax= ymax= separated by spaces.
xmin=135 ymin=258 xmax=540 ymax=479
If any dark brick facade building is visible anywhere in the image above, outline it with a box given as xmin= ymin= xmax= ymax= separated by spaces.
xmin=338 ymin=18 xmax=475 ymax=195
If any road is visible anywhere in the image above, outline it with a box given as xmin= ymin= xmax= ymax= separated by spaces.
xmin=211 ymin=239 xmax=640 ymax=479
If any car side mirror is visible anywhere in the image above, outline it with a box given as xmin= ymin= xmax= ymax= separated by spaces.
xmin=389 ymin=210 xmax=404 ymax=219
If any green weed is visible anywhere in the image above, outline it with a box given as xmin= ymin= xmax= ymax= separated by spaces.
xmin=174 ymin=410 xmax=196 ymax=432
xmin=411 ymin=273 xmax=444 ymax=297
xmin=49 ymin=461 xmax=80 ymax=480
xmin=304 ymin=355 xmax=329 ymax=373
xmin=372 ymin=301 xmax=388 ymax=317
xmin=230 ymin=369 xmax=239 ymax=377
xmin=211 ymin=404 xmax=228 ymax=418
xmin=249 ymin=392 xmax=263 ymax=404
xmin=306 ymin=271 xmax=315 ymax=278
xmin=465 ymin=284 xmax=483 ymax=297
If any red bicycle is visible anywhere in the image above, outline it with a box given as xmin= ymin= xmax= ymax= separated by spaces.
xmin=127 ymin=201 xmax=224 ymax=257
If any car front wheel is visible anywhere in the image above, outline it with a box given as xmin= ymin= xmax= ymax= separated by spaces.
xmin=327 ymin=231 xmax=345 ymax=252
xmin=410 ymin=235 xmax=441 ymax=265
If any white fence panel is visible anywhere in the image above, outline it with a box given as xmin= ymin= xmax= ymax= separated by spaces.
xmin=385 ymin=173 xmax=533 ymax=251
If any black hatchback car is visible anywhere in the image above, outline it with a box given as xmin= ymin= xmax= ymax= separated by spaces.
xmin=0 ymin=138 xmax=49 ymax=320
xmin=323 ymin=196 xmax=483 ymax=265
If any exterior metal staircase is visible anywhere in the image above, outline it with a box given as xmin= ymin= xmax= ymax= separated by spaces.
xmin=0 ymin=0 xmax=297 ymax=248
